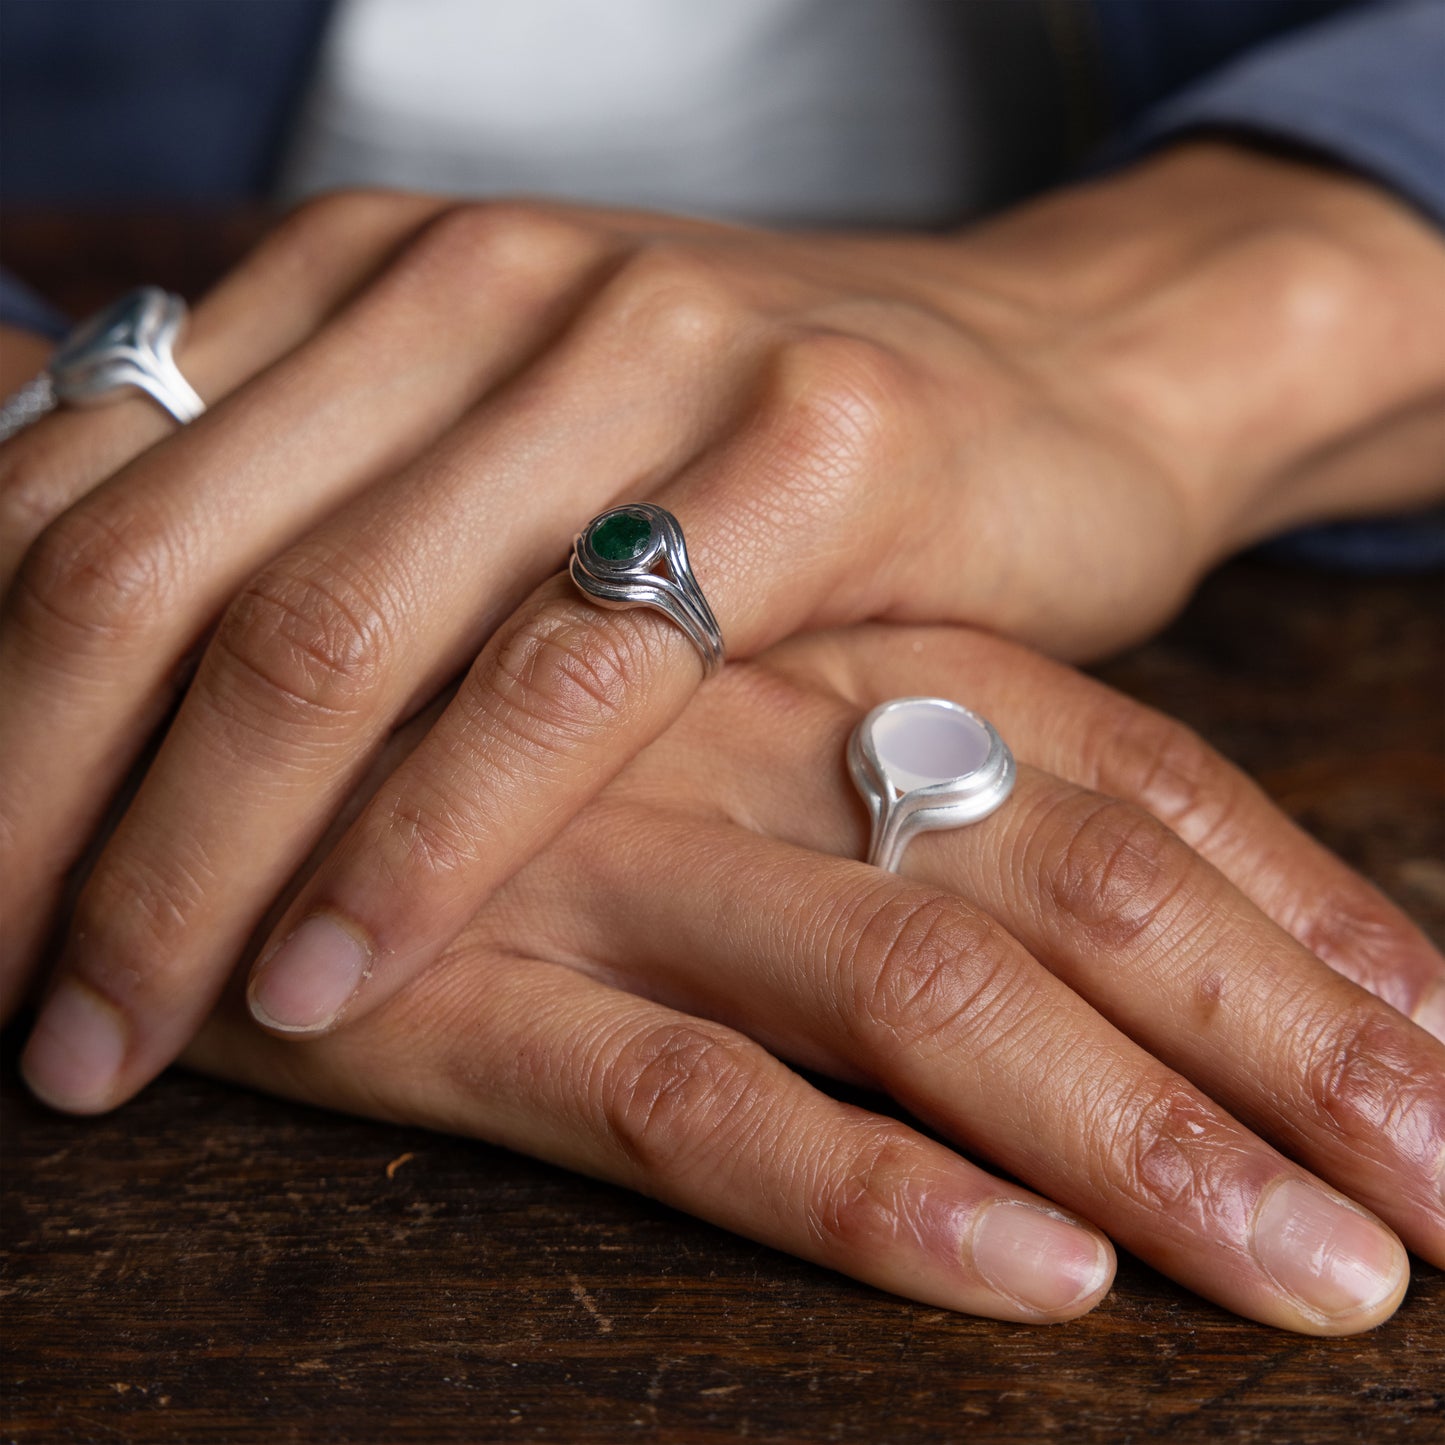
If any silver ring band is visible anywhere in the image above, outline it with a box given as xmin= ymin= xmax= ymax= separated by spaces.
xmin=0 ymin=374 xmax=59 ymax=443
xmin=849 ymin=696 xmax=1015 ymax=872
xmin=0 ymin=286 xmax=204 ymax=444
xmin=569 ymin=504 xmax=725 ymax=678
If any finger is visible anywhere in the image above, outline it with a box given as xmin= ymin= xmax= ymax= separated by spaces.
xmin=0 ymin=203 xmax=611 ymax=1012
xmin=15 ymin=227 xmax=748 ymax=1094
xmin=245 ymin=332 xmax=917 ymax=1036
xmin=512 ymin=814 xmax=1411 ymax=1335
xmin=0 ymin=191 xmax=449 ymax=588
xmin=189 ymin=949 xmax=1115 ymax=1324
xmin=778 ymin=624 xmax=1445 ymax=1037
xmin=0 ymin=326 xmax=54 ymax=393
xmin=911 ymin=766 xmax=1445 ymax=1266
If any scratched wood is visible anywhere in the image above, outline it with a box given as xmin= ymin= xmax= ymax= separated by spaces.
xmin=1 ymin=216 xmax=1443 ymax=1445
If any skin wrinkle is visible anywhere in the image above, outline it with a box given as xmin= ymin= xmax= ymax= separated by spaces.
xmin=845 ymin=891 xmax=1002 ymax=1044
xmin=1101 ymin=1079 xmax=1262 ymax=1243
xmin=1301 ymin=1010 xmax=1445 ymax=1177
xmin=67 ymin=832 xmax=223 ymax=1003
xmin=214 ymin=575 xmax=394 ymax=727
xmin=805 ymin=1129 xmax=921 ymax=1258
xmin=1105 ymin=710 xmax=1244 ymax=860
xmin=595 ymin=1018 xmax=763 ymax=1176
xmin=1043 ymin=796 xmax=1196 ymax=952
xmin=13 ymin=497 xmax=185 ymax=647
xmin=1294 ymin=890 xmax=1431 ymax=996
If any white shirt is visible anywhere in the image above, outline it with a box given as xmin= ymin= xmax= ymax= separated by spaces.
xmin=284 ymin=0 xmax=1068 ymax=227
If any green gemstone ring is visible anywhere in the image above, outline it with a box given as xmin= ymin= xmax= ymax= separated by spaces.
xmin=569 ymin=503 xmax=725 ymax=677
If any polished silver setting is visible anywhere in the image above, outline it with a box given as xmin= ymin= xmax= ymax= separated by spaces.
xmin=849 ymin=696 xmax=1015 ymax=873
xmin=569 ymin=503 xmax=725 ymax=677
xmin=0 ymin=285 xmax=204 ymax=443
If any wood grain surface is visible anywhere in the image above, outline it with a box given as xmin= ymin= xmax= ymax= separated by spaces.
xmin=1 ymin=216 xmax=1442 ymax=1445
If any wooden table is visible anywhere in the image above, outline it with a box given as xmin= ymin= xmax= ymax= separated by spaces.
xmin=2 ymin=217 xmax=1442 ymax=1445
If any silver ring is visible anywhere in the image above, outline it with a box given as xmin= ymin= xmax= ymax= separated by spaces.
xmin=569 ymin=503 xmax=725 ymax=678
xmin=0 ymin=286 xmax=205 ymax=443
xmin=849 ymin=696 xmax=1015 ymax=872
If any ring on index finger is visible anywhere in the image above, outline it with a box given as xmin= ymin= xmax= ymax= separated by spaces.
xmin=569 ymin=503 xmax=725 ymax=678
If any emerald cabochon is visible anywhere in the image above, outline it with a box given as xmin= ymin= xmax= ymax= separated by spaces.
xmin=591 ymin=510 xmax=653 ymax=563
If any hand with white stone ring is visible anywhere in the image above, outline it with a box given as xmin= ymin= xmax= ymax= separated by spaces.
xmin=181 ymin=623 xmax=1444 ymax=1335
xmin=8 ymin=146 xmax=1445 ymax=1116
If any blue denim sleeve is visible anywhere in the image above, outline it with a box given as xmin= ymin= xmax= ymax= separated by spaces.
xmin=0 ymin=270 xmax=68 ymax=341
xmin=1116 ymin=0 xmax=1445 ymax=572
xmin=1122 ymin=0 xmax=1445 ymax=227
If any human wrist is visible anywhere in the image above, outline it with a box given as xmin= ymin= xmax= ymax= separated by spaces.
xmin=948 ymin=142 xmax=1445 ymax=559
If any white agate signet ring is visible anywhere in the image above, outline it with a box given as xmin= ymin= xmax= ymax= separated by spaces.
xmin=848 ymin=696 xmax=1015 ymax=873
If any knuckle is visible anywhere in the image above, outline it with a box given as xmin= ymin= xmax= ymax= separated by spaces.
xmin=1216 ymin=226 xmax=1381 ymax=350
xmin=482 ymin=603 xmax=657 ymax=762
xmin=1041 ymin=794 xmax=1194 ymax=951
xmin=805 ymin=1124 xmax=927 ymax=1259
xmin=210 ymin=559 xmax=396 ymax=730
xmin=1293 ymin=887 xmax=1423 ymax=983
xmin=760 ymin=331 xmax=914 ymax=506
xmin=1101 ymin=1076 xmax=1241 ymax=1220
xmin=11 ymin=498 xmax=178 ymax=644
xmin=273 ymin=189 xmax=390 ymax=251
xmin=262 ymin=188 xmax=407 ymax=292
xmin=597 ymin=1019 xmax=768 ymax=1176
xmin=0 ymin=447 xmax=70 ymax=556
xmin=605 ymin=241 xmax=739 ymax=353
xmin=378 ymin=779 xmax=488 ymax=886
xmin=404 ymin=199 xmax=595 ymax=288
xmin=68 ymin=848 xmax=213 ymax=1008
xmin=836 ymin=884 xmax=1021 ymax=1058
xmin=1299 ymin=1006 xmax=1445 ymax=1168
xmin=1093 ymin=704 xmax=1241 ymax=853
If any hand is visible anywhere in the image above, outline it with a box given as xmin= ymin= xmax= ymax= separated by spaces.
xmin=181 ymin=623 xmax=1444 ymax=1335
xmin=7 ymin=144 xmax=1445 ymax=1111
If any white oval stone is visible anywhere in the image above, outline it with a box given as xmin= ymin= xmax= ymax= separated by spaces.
xmin=871 ymin=699 xmax=991 ymax=793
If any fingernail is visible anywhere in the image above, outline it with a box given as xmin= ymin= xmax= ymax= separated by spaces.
xmin=1413 ymin=982 xmax=1445 ymax=1046
xmin=972 ymin=1201 xmax=1111 ymax=1314
xmin=1251 ymin=1178 xmax=1407 ymax=1320
xmin=249 ymin=915 xmax=370 ymax=1033
xmin=21 ymin=981 xmax=127 ymax=1112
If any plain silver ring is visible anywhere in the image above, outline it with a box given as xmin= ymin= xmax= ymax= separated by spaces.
xmin=0 ymin=286 xmax=204 ymax=443
xmin=849 ymin=696 xmax=1015 ymax=873
xmin=569 ymin=503 xmax=725 ymax=678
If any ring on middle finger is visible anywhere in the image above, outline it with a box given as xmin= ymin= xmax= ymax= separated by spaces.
xmin=569 ymin=503 xmax=725 ymax=677
xmin=849 ymin=696 xmax=1015 ymax=872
